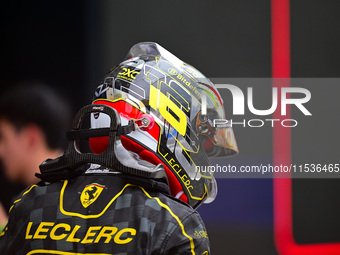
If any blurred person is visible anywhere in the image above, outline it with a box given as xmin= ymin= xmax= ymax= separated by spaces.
xmin=0 ymin=83 xmax=72 ymax=224
xmin=0 ymin=43 xmax=238 ymax=254
xmin=0 ymin=203 xmax=7 ymax=233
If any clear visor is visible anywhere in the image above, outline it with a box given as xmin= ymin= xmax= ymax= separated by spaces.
xmin=204 ymin=177 xmax=218 ymax=204
xmin=196 ymin=112 xmax=239 ymax=157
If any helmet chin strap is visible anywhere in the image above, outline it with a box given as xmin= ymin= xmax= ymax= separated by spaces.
xmin=37 ymin=104 xmax=168 ymax=184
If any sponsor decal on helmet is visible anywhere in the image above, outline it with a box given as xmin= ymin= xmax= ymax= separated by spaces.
xmin=117 ymin=67 xmax=140 ymax=82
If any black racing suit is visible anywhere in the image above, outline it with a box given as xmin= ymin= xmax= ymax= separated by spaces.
xmin=0 ymin=164 xmax=210 ymax=255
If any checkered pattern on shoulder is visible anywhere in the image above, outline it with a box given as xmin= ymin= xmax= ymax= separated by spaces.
xmin=0 ymin=165 xmax=210 ymax=255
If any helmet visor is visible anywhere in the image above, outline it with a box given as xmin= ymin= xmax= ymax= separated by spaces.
xmin=196 ymin=111 xmax=239 ymax=157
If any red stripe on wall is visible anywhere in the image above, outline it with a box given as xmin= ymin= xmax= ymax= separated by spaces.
xmin=272 ymin=0 xmax=340 ymax=254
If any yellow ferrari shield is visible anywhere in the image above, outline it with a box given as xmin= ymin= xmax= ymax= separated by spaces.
xmin=80 ymin=183 xmax=105 ymax=208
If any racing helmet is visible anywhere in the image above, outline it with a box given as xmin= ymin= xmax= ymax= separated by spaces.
xmin=90 ymin=42 xmax=238 ymax=208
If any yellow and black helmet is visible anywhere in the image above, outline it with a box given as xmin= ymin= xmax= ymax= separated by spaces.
xmin=90 ymin=42 xmax=238 ymax=208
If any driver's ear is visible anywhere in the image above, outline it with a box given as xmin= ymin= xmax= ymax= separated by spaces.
xmin=22 ymin=124 xmax=45 ymax=150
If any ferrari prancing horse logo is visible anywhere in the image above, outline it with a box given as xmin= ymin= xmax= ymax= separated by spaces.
xmin=80 ymin=183 xmax=105 ymax=208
